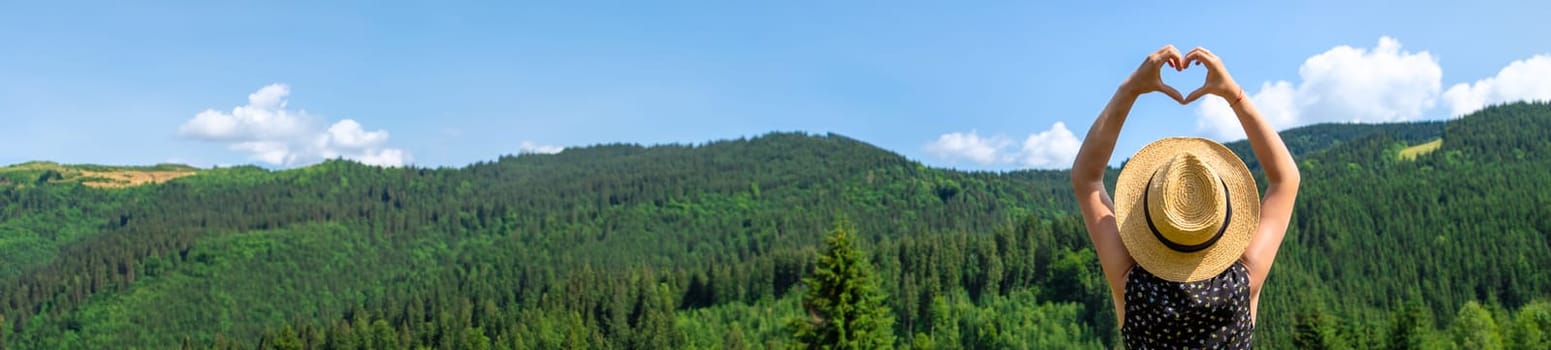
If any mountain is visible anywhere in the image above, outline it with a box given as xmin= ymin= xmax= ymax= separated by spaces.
xmin=2 ymin=102 xmax=1550 ymax=349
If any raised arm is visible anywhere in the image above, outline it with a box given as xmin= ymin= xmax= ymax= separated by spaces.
xmin=1183 ymin=47 xmax=1301 ymax=298
xmin=1072 ymin=45 xmax=1185 ymax=322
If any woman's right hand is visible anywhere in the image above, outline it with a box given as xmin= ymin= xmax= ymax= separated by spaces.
xmin=1121 ymin=45 xmax=1186 ymax=104
xmin=1183 ymin=47 xmax=1244 ymax=105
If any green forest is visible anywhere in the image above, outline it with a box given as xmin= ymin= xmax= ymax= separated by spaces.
xmin=2 ymin=101 xmax=1550 ymax=349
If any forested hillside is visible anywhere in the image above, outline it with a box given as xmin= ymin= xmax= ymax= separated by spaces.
xmin=2 ymin=102 xmax=1550 ymax=349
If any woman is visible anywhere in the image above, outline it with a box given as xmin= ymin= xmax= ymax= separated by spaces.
xmin=1070 ymin=45 xmax=1301 ymax=347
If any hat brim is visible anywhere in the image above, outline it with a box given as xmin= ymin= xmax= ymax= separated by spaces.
xmin=1115 ymin=137 xmax=1260 ymax=283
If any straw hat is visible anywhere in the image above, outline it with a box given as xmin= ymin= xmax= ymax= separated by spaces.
xmin=1115 ymin=137 xmax=1260 ymax=283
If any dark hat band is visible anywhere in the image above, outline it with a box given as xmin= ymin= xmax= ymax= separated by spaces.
xmin=1143 ymin=176 xmax=1233 ymax=253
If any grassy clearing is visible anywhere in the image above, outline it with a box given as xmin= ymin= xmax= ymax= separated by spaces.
xmin=0 ymin=161 xmax=197 ymax=188
xmin=1399 ymin=138 xmax=1443 ymax=161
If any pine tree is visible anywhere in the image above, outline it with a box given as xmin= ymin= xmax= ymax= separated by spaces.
xmin=791 ymin=220 xmax=896 ymax=349
xmin=1294 ymin=304 xmax=1348 ymax=349
xmin=325 ymin=321 xmax=357 ymax=350
xmin=273 ymin=325 xmax=304 ymax=350
xmin=630 ymin=280 xmax=681 ymax=349
xmin=463 ymin=327 xmax=492 ymax=350
xmin=371 ymin=320 xmax=400 ymax=350
xmin=724 ymin=325 xmax=747 ymax=350
xmin=1388 ymin=296 xmax=1440 ymax=350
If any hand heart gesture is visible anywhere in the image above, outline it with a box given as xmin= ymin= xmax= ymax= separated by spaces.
xmin=1122 ymin=45 xmax=1244 ymax=106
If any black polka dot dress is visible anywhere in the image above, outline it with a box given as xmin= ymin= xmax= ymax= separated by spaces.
xmin=1121 ymin=262 xmax=1253 ymax=349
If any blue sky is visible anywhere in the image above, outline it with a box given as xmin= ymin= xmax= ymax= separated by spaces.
xmin=3 ymin=1 xmax=1548 ymax=170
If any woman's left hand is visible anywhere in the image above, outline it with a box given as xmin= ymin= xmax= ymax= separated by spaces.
xmin=1182 ymin=47 xmax=1243 ymax=105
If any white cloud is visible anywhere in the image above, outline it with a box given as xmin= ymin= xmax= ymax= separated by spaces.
xmin=247 ymin=84 xmax=290 ymax=109
xmin=923 ymin=131 xmax=1008 ymax=165
xmin=326 ymin=119 xmax=390 ymax=149
xmin=519 ymin=141 xmax=564 ymax=154
xmin=178 ymin=84 xmax=410 ymax=167
xmin=230 ymin=141 xmax=292 ymax=166
xmin=1016 ymin=121 xmax=1081 ymax=169
xmin=1443 ymin=55 xmax=1551 ymax=117
xmin=352 ymin=148 xmax=409 ymax=167
xmin=1195 ymin=36 xmax=1442 ymax=139
xmin=924 ymin=122 xmax=1080 ymax=170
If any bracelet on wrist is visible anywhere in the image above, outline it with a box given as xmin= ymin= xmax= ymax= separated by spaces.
xmin=1228 ymin=89 xmax=1247 ymax=107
